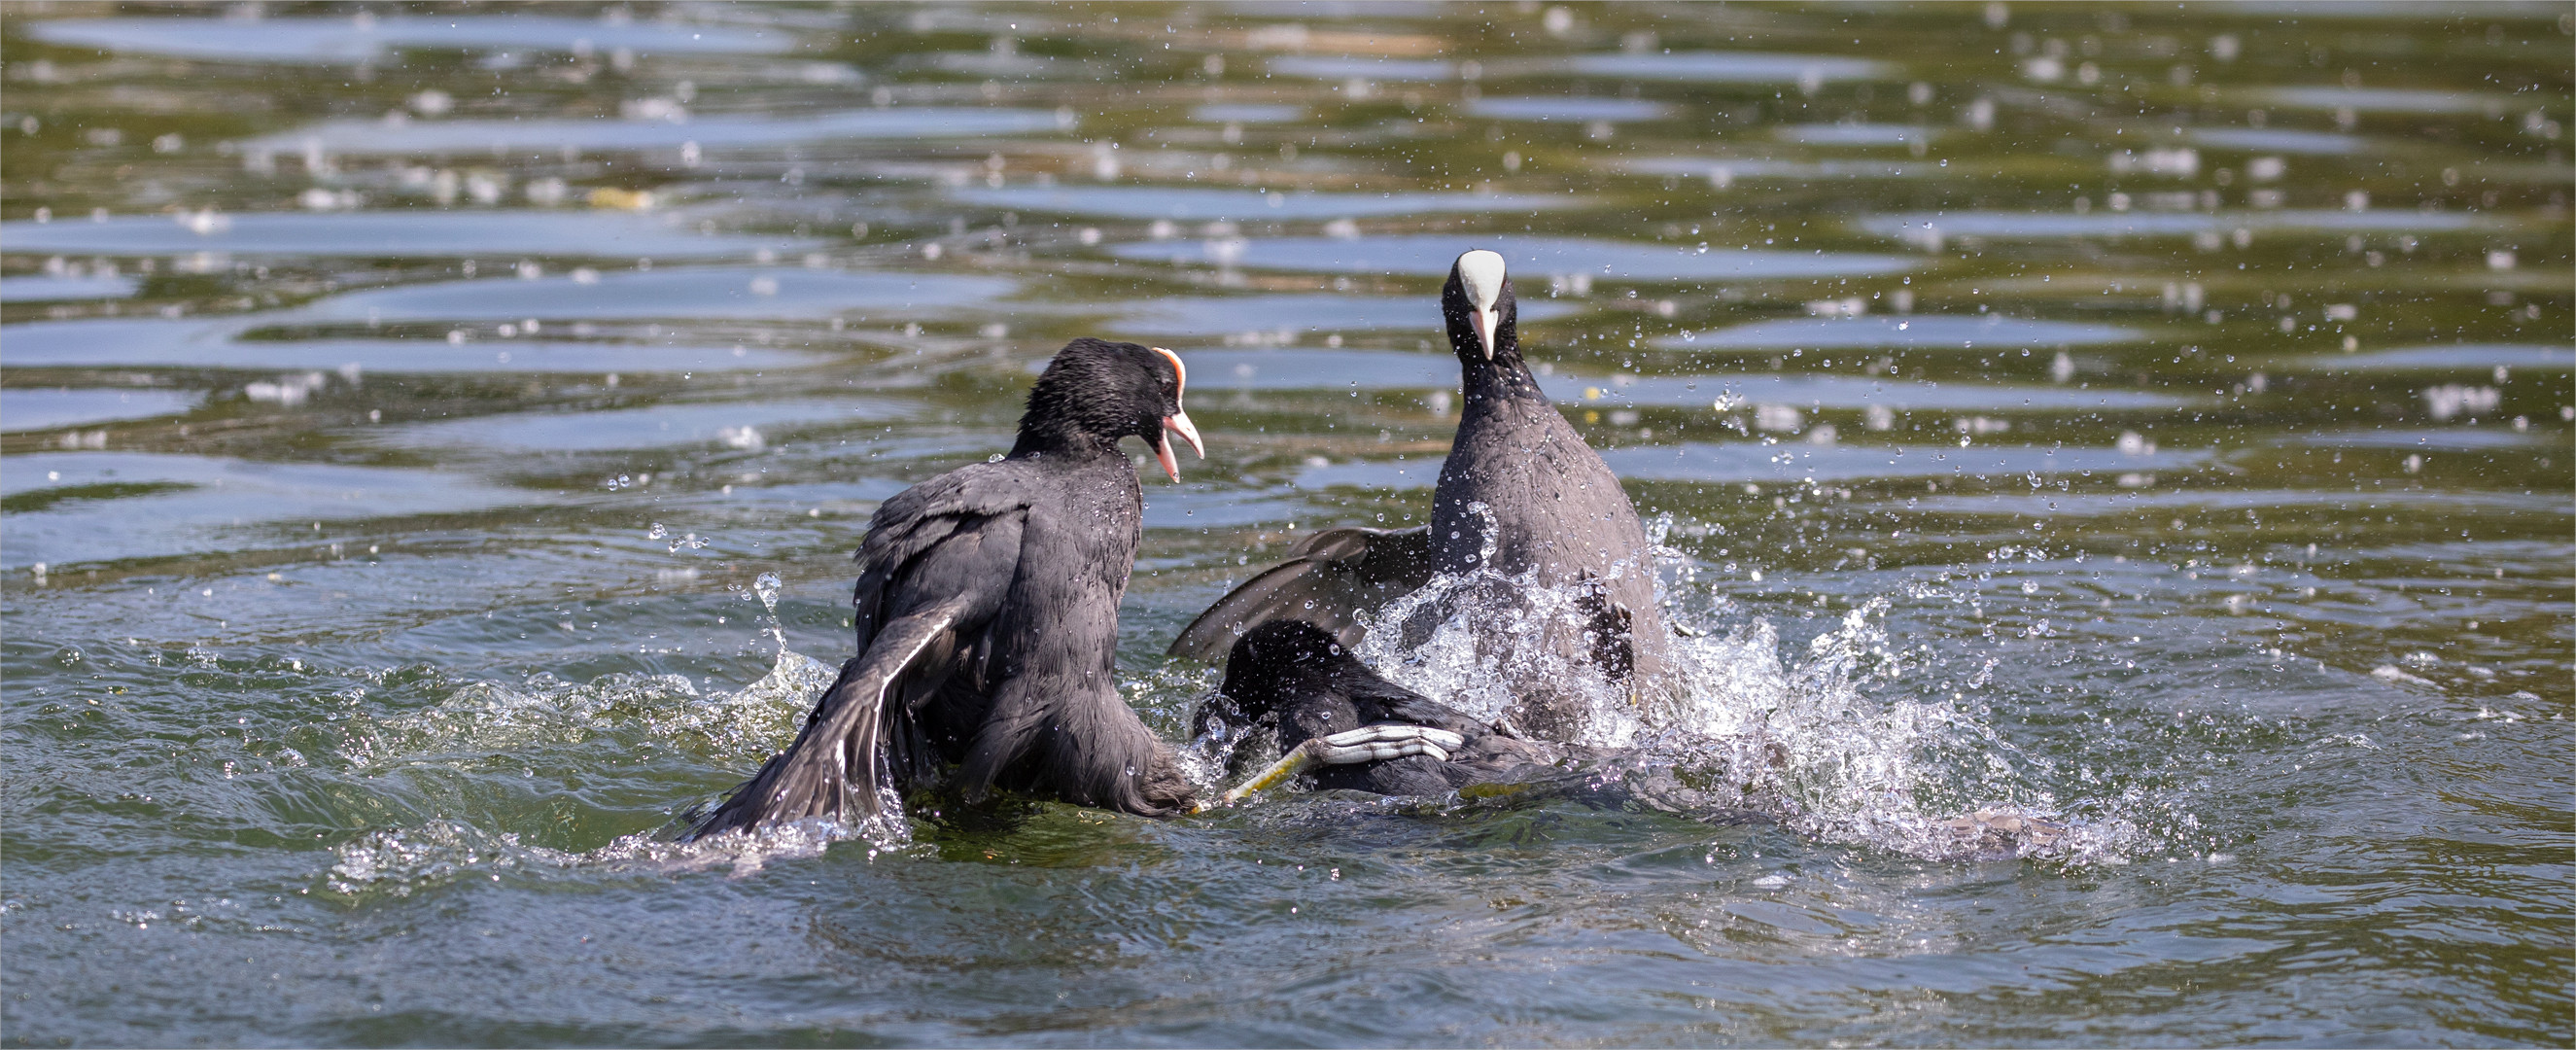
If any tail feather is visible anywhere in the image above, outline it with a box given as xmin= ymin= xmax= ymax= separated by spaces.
xmin=684 ymin=599 xmax=965 ymax=839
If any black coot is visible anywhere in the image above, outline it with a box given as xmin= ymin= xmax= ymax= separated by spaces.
xmin=688 ymin=337 xmax=1205 ymax=838
xmin=1173 ymin=250 xmax=1673 ymax=738
xmin=1201 ymin=621 xmax=1763 ymax=823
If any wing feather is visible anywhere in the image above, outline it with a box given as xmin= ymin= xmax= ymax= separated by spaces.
xmin=1166 ymin=525 xmax=1437 ymax=661
xmin=853 ymin=463 xmax=1033 ymax=644
xmin=684 ymin=595 xmax=970 ymax=839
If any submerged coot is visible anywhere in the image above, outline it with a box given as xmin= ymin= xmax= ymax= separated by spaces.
xmin=1204 ymin=620 xmax=1765 ymax=824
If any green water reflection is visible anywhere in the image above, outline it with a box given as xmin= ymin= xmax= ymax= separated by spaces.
xmin=2 ymin=3 xmax=2568 ymax=1046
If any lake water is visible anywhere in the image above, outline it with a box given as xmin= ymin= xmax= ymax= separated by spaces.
xmin=3 ymin=4 xmax=2569 ymax=1046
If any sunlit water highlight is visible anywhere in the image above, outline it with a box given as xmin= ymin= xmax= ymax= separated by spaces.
xmin=2 ymin=3 xmax=2567 ymax=1046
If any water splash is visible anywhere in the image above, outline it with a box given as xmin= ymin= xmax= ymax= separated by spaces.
xmin=1353 ymin=561 xmax=1648 ymax=747
xmin=1342 ymin=558 xmax=2138 ymax=864
xmin=327 ymin=639 xmax=910 ymax=892
xmin=325 ymin=819 xmax=563 ymax=900
xmin=695 ymin=571 xmax=920 ymax=850
xmin=749 ymin=571 xmax=785 ymax=655
xmin=1351 ymin=499 xmax=1660 ymax=746
xmin=324 ymin=806 xmax=904 ymax=896
xmin=360 ymin=648 xmax=838 ymax=770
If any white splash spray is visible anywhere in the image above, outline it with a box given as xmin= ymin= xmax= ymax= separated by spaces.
xmin=1337 ymin=533 xmax=2137 ymax=864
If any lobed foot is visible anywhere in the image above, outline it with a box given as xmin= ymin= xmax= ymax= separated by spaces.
xmin=1312 ymin=724 xmax=1465 ymax=765
xmin=1210 ymin=724 xmax=1466 ymax=807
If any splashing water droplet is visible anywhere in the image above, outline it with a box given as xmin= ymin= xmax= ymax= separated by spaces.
xmin=1329 ymin=548 xmax=2135 ymax=864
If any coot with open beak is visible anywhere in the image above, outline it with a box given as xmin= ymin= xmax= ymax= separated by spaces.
xmin=688 ymin=337 xmax=1206 ymax=837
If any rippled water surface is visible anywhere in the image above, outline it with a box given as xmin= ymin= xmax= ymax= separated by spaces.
xmin=3 ymin=3 xmax=2569 ymax=1046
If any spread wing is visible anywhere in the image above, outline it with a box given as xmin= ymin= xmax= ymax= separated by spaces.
xmin=683 ymin=595 xmax=971 ymax=838
xmin=1166 ymin=525 xmax=1437 ymax=662
xmin=686 ymin=464 xmax=1034 ymax=839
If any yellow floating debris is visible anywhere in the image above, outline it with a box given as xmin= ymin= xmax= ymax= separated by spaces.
xmin=586 ymin=188 xmax=656 ymax=211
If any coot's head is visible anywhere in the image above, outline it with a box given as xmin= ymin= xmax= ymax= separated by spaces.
xmin=1217 ymin=618 xmax=1355 ymax=719
xmin=1440 ymin=249 xmax=1517 ymax=365
xmin=1018 ymin=337 xmax=1203 ymax=478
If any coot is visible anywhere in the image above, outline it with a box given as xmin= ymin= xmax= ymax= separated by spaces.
xmin=1173 ymin=250 xmax=1674 ymax=738
xmin=1202 ymin=620 xmax=1764 ymax=824
xmin=689 ymin=338 xmax=1206 ymax=837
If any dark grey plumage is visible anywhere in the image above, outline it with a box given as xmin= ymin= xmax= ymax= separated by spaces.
xmin=688 ymin=338 xmax=1202 ymax=838
xmin=1203 ymin=621 xmax=1557 ymax=796
xmin=1166 ymin=523 xmax=1435 ymax=657
xmin=1205 ymin=620 xmax=1764 ymax=822
xmin=1172 ymin=250 xmax=1671 ymax=738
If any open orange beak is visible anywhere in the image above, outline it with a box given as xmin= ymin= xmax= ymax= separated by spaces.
xmin=1155 ymin=410 xmax=1202 ymax=482
xmin=1146 ymin=347 xmax=1201 ymax=482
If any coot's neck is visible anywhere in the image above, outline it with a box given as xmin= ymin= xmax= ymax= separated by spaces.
xmin=1007 ymin=426 xmax=1125 ymax=464
xmin=1459 ymin=350 xmax=1549 ymax=407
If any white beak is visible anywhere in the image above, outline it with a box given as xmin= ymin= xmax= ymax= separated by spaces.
xmin=1452 ymin=250 xmax=1509 ymax=361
